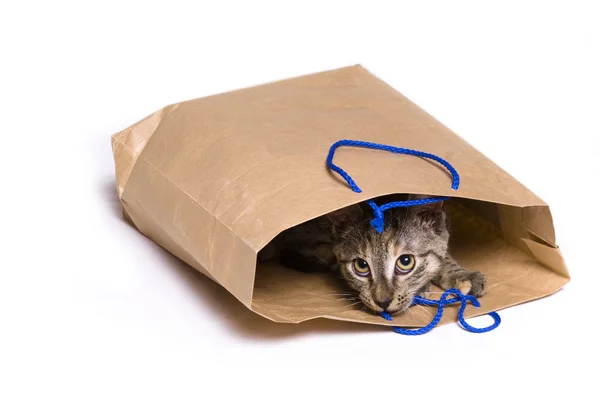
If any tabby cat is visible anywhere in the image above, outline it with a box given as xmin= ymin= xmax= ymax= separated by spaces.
xmin=258 ymin=195 xmax=487 ymax=315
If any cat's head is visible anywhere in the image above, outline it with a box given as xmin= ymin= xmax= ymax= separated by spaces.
xmin=328 ymin=195 xmax=450 ymax=315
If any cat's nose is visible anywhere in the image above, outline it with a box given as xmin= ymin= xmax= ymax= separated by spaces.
xmin=375 ymin=298 xmax=392 ymax=310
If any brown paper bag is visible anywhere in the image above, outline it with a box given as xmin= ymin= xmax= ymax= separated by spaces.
xmin=110 ymin=65 xmax=570 ymax=329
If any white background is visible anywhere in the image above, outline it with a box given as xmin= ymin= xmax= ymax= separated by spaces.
xmin=1 ymin=1 xmax=599 ymax=399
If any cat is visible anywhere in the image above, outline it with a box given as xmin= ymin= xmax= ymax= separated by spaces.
xmin=258 ymin=195 xmax=487 ymax=316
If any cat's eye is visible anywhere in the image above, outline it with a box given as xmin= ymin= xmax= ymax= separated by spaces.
xmin=353 ymin=258 xmax=371 ymax=277
xmin=395 ymin=254 xmax=415 ymax=273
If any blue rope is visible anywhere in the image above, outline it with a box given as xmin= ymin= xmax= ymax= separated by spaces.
xmin=325 ymin=140 xmax=501 ymax=334
xmin=326 ymin=140 xmax=460 ymax=233
xmin=381 ymin=288 xmax=501 ymax=335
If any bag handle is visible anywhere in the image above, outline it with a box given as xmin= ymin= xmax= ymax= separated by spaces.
xmin=326 ymin=139 xmax=460 ymax=233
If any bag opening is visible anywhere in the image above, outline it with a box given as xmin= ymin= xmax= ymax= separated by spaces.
xmin=250 ymin=194 xmax=570 ymax=327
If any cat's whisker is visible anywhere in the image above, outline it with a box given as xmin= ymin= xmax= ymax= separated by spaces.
xmin=317 ymin=291 xmax=357 ymax=295
xmin=335 ymin=297 xmax=358 ymax=302
xmin=324 ymin=290 xmax=355 ymax=293
xmin=415 ymin=303 xmax=433 ymax=317
xmin=317 ymin=295 xmax=357 ymax=301
xmin=307 ymin=292 xmax=357 ymax=302
xmin=315 ymin=296 xmax=358 ymax=302
xmin=339 ymin=301 xmax=363 ymax=310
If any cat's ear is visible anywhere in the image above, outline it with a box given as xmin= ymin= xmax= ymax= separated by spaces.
xmin=407 ymin=194 xmax=447 ymax=233
xmin=326 ymin=204 xmax=363 ymax=229
xmin=407 ymin=194 xmax=444 ymax=214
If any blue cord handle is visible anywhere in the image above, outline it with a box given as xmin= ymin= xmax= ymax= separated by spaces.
xmin=325 ymin=139 xmax=501 ymax=334
xmin=381 ymin=288 xmax=501 ymax=335
xmin=326 ymin=140 xmax=460 ymax=233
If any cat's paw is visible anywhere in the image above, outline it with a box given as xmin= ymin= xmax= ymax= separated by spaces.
xmin=451 ymin=270 xmax=487 ymax=297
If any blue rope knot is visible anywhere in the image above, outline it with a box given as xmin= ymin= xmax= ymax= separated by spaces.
xmin=326 ymin=139 xmax=460 ymax=233
xmin=369 ymin=205 xmax=385 ymax=233
xmin=380 ymin=288 xmax=501 ymax=335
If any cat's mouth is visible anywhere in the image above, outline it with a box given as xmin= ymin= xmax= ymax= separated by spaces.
xmin=379 ymin=307 xmax=409 ymax=316
xmin=361 ymin=301 xmax=409 ymax=316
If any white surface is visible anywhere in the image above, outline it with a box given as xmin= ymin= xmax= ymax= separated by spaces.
xmin=2 ymin=1 xmax=599 ymax=399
